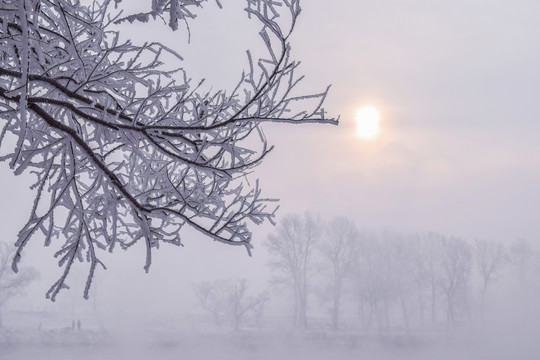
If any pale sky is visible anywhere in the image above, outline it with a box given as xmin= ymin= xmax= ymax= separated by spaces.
xmin=257 ymin=0 xmax=540 ymax=242
xmin=2 ymin=0 xmax=540 ymax=314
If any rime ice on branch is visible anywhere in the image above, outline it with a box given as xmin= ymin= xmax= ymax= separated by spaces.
xmin=0 ymin=0 xmax=337 ymax=300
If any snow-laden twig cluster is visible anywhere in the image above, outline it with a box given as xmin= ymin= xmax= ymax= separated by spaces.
xmin=0 ymin=0 xmax=337 ymax=300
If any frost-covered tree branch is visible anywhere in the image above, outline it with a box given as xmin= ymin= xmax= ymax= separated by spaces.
xmin=0 ymin=0 xmax=337 ymax=300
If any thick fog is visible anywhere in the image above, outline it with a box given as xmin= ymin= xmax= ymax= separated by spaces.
xmin=2 ymin=0 xmax=540 ymax=359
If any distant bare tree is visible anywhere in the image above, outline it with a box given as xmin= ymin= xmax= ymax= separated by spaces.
xmin=472 ymin=239 xmax=506 ymax=320
xmin=266 ymin=212 xmax=321 ymax=329
xmin=194 ymin=280 xmax=228 ymax=326
xmin=194 ymin=278 xmax=268 ymax=330
xmin=353 ymin=231 xmax=409 ymax=333
xmin=351 ymin=233 xmax=386 ymax=333
xmin=0 ymin=242 xmax=38 ymax=327
xmin=417 ymin=232 xmax=444 ymax=326
xmin=228 ymin=279 xmax=269 ymax=331
xmin=509 ymin=238 xmax=537 ymax=298
xmin=318 ymin=216 xmax=358 ymax=330
xmin=387 ymin=233 xmax=415 ymax=333
xmin=0 ymin=0 xmax=337 ymax=300
xmin=409 ymin=235 xmax=431 ymax=327
xmin=251 ymin=290 xmax=269 ymax=330
xmin=439 ymin=237 xmax=472 ymax=324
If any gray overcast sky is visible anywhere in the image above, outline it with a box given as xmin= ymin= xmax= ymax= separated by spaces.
xmin=2 ymin=0 xmax=540 ymax=311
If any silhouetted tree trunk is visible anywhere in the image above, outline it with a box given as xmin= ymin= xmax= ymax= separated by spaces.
xmin=319 ymin=216 xmax=359 ymax=331
xmin=398 ymin=283 xmax=410 ymax=333
xmin=266 ymin=213 xmax=321 ymax=330
xmin=473 ymin=239 xmax=506 ymax=322
xmin=439 ymin=237 xmax=472 ymax=325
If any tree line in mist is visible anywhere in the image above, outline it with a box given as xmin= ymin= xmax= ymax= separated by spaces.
xmin=193 ymin=213 xmax=540 ymax=333
xmin=2 ymin=212 xmax=539 ymax=334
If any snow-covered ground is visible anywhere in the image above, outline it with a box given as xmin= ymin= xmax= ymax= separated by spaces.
xmin=2 ymin=321 xmax=540 ymax=360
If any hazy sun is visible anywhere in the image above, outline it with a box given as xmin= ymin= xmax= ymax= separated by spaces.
xmin=355 ymin=106 xmax=381 ymax=139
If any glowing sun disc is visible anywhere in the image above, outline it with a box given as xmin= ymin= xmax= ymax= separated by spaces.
xmin=355 ymin=106 xmax=381 ymax=139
